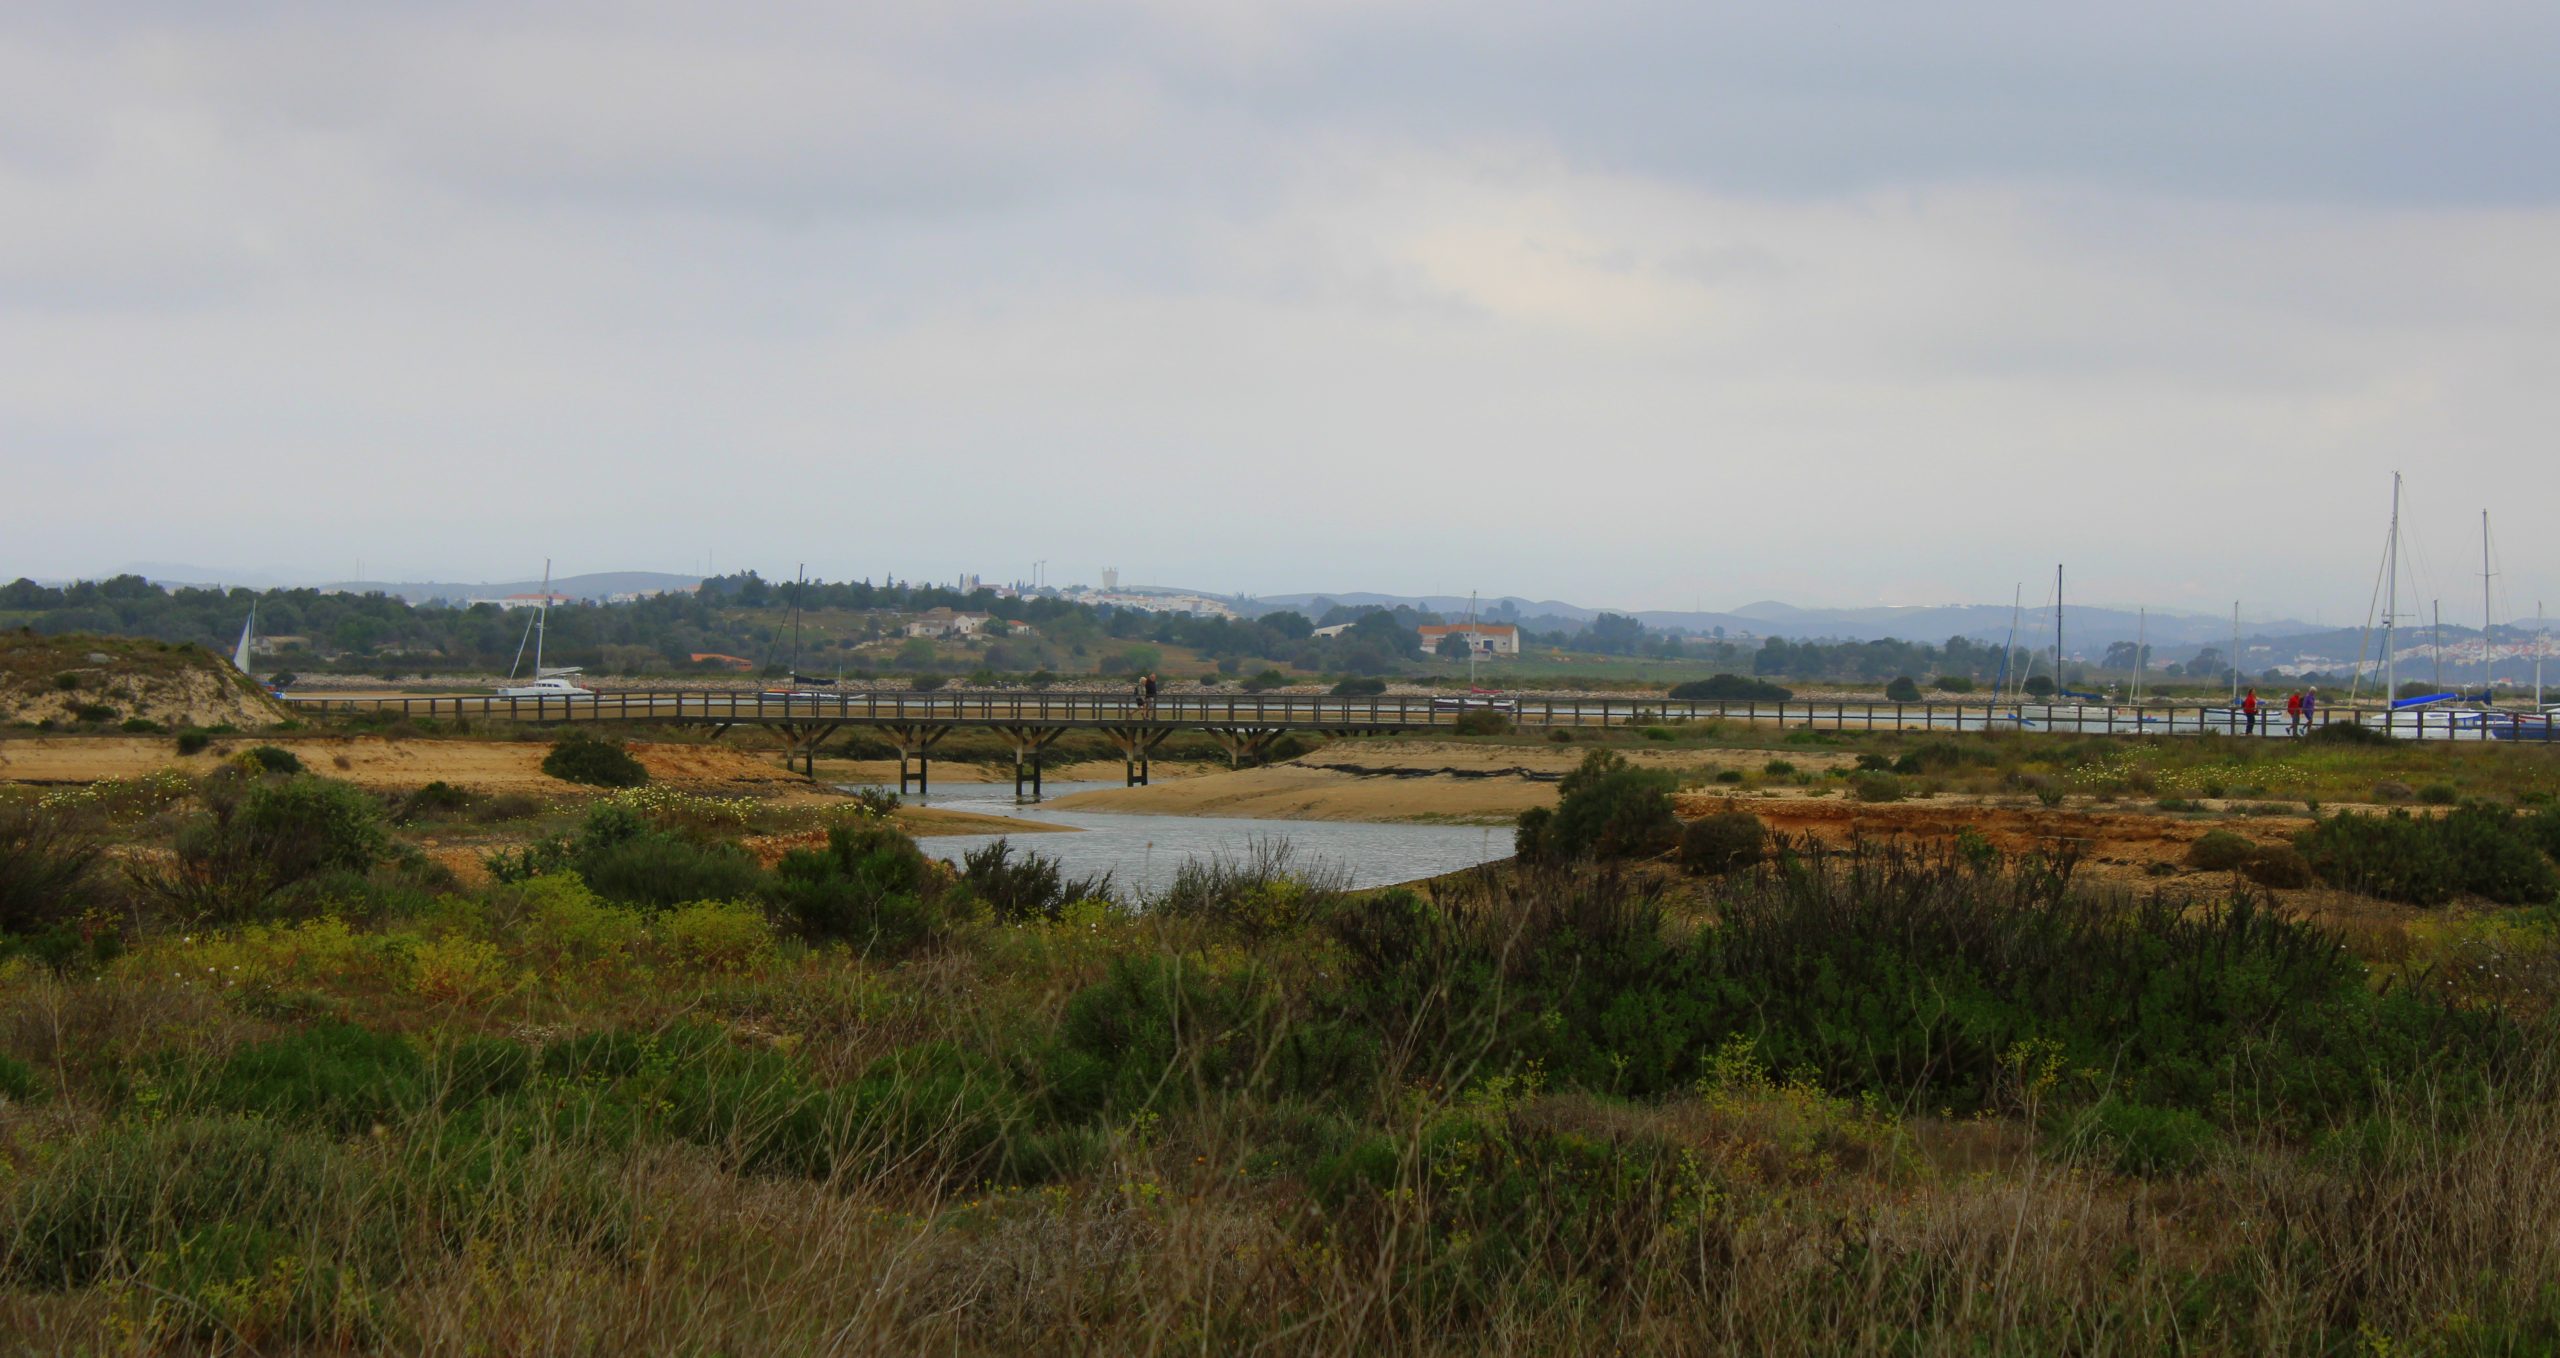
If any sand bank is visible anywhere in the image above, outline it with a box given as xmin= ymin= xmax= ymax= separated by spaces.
xmin=1046 ymin=740 xmax=1858 ymax=824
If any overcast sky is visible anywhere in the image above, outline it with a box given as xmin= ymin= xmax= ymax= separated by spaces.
xmin=4 ymin=1 xmax=2553 ymax=620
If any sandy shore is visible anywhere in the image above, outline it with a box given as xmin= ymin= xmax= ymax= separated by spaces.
xmin=808 ymin=757 xmax=1206 ymax=787
xmin=1046 ymin=740 xmax=1859 ymax=824
xmin=0 ymin=734 xmax=810 ymax=795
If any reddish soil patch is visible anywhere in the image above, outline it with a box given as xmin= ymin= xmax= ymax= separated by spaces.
xmin=1675 ymin=792 xmax=2309 ymax=885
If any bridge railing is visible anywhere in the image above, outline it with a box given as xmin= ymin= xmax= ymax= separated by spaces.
xmin=272 ymin=689 xmax=2557 ymax=742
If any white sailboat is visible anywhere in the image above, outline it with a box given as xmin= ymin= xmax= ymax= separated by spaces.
xmin=496 ymin=561 xmax=595 ymax=700
xmin=231 ymin=602 xmax=257 ymax=674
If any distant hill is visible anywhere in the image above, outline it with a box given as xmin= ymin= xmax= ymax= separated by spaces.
xmin=326 ymin=572 xmax=703 ymax=605
xmin=121 ymin=566 xmax=702 ymax=604
xmin=1242 ymin=591 xmax=2313 ymax=653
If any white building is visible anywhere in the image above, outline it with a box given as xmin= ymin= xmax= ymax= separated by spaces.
xmin=1416 ymin=623 xmax=1521 ymax=657
xmin=904 ymin=608 xmax=992 ymax=639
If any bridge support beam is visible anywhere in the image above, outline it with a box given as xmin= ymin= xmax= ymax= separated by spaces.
xmin=1102 ymin=724 xmax=1173 ymax=786
xmin=881 ymin=723 xmax=953 ymax=797
xmin=1205 ymin=726 xmax=1285 ymax=769
xmin=998 ymin=726 xmax=1065 ymax=801
xmin=772 ymin=722 xmax=843 ymax=778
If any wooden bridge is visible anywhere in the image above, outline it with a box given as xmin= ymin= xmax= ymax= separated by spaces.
xmin=280 ymin=688 xmax=2549 ymax=796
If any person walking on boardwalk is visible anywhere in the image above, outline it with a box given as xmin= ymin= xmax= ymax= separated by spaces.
xmin=1141 ymin=672 xmax=1159 ymax=713
xmin=2242 ymin=686 xmax=2260 ymax=734
xmin=2301 ymin=686 xmax=2318 ymax=730
xmin=2286 ymin=689 xmax=2305 ymax=735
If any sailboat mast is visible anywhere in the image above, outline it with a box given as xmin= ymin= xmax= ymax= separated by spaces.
xmin=1466 ymin=591 xmax=1478 ymax=689
xmin=2433 ymin=601 xmax=2443 ymax=693
xmin=2133 ymin=607 xmax=2146 ymax=706
xmin=1999 ymin=585 xmax=2021 ymax=701
xmin=533 ymin=559 xmax=550 ymax=676
xmin=2230 ymin=602 xmax=2241 ymax=705
xmin=2481 ymin=511 xmax=2495 ymax=691
xmin=791 ymin=563 xmax=806 ymax=678
xmin=2052 ymin=565 xmax=2063 ymax=696
xmin=2384 ymin=473 xmax=2400 ymax=714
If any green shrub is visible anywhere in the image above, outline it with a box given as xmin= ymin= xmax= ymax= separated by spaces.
xmin=190 ymin=1022 xmax=426 ymax=1134
xmin=1451 ymin=709 xmax=1512 ymax=736
xmin=1667 ymin=674 xmax=1791 ymax=702
xmin=0 ymin=806 xmax=102 ymax=936
xmin=1848 ymin=771 xmax=1906 ymax=803
xmin=394 ymin=780 xmax=477 ymax=823
xmin=1331 ymin=677 xmax=1387 ymax=697
xmin=1513 ymin=807 xmax=1555 ymax=864
xmin=50 ymin=671 xmax=80 ymax=691
xmin=2308 ymin=721 xmax=2391 ymax=746
xmin=1933 ymin=675 xmax=1978 ymax=693
xmin=241 ymin=744 xmax=303 ymax=774
xmin=1046 ymin=955 xmax=1270 ymax=1119
xmin=2373 ymin=780 xmax=2415 ymax=802
xmin=2243 ymin=843 xmax=2315 ymax=889
xmin=2295 ymin=805 xmax=2559 ymax=906
xmin=1884 ymin=676 xmax=1922 ymax=702
xmin=0 ymin=1052 xmax=39 ymax=1103
xmin=2082 ymin=1099 xmax=2220 ymax=1175
xmin=69 ymin=703 xmax=116 ymax=723
xmin=578 ymin=834 xmax=761 ymax=910
xmin=1327 ymin=847 xmax=2503 ymax=1125
xmin=2185 ymin=830 xmax=2258 ymax=872
xmin=1640 ymin=726 xmax=1677 ymax=742
xmin=1681 ymin=811 xmax=1768 ymax=875
xmin=118 ymin=716 xmax=162 ymax=733
xmin=909 ymin=673 xmax=947 ymax=691
xmin=962 ymin=838 xmax=1110 ymax=924
xmin=541 ymin=732 xmax=649 ymax=788
xmin=1541 ymin=750 xmax=1679 ymax=861
xmin=2022 ymin=676 xmax=2056 ymax=698
xmin=1762 ymin=759 xmax=1796 ymax=777
xmin=174 ymin=728 xmax=212 ymax=756
xmin=2417 ymin=783 xmax=2459 ymax=805
xmin=153 ymin=775 xmax=388 ymax=922
xmin=765 ymin=822 xmax=953 ymax=952
xmin=1242 ymin=669 xmax=1289 ymax=693
xmin=1546 ymin=727 xmax=1575 ymax=743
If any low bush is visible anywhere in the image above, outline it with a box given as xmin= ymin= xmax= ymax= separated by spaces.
xmin=1331 ymin=677 xmax=1387 ymax=697
xmin=541 ymin=732 xmax=649 ymax=788
xmin=1666 ymin=674 xmax=1791 ymax=703
xmin=118 ymin=716 xmax=162 ymax=733
xmin=393 ymin=780 xmax=476 ymax=823
xmin=2185 ymin=831 xmax=2258 ymax=872
xmin=68 ymin=703 xmax=117 ymax=723
xmin=153 ymin=775 xmax=389 ymax=923
xmin=2373 ymin=780 xmax=2415 ymax=802
xmin=765 ymin=821 xmax=955 ymax=952
xmin=578 ymin=833 xmax=762 ymax=911
xmin=1681 ymin=811 xmax=1768 ymax=875
xmin=1848 ymin=771 xmax=1906 ymax=803
xmin=0 ymin=805 xmax=103 ymax=936
xmin=2243 ymin=842 xmax=2315 ymax=889
xmin=2295 ymin=806 xmax=2559 ymax=907
xmin=173 ymin=728 xmax=212 ymax=756
xmin=1933 ymin=675 xmax=1978 ymax=693
xmin=1451 ymin=709 xmax=1511 ymax=736
xmin=962 ymin=838 xmax=1111 ymax=923
xmin=1762 ymin=759 xmax=1796 ymax=777
xmin=241 ymin=745 xmax=303 ymax=774
xmin=1539 ymin=750 xmax=1679 ymax=861
xmin=1884 ymin=676 xmax=1922 ymax=702
xmin=2308 ymin=721 xmax=2392 ymax=746
xmin=2417 ymin=783 xmax=2459 ymax=805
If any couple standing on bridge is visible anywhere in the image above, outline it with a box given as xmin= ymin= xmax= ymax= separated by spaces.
xmin=1132 ymin=672 xmax=1160 ymax=713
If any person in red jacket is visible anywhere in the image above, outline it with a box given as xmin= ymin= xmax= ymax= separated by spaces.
xmin=2285 ymin=689 xmax=2305 ymax=735
xmin=2242 ymin=686 xmax=2260 ymax=734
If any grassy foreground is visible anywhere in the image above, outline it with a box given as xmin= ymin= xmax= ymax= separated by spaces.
xmin=0 ymin=758 xmax=2557 ymax=1353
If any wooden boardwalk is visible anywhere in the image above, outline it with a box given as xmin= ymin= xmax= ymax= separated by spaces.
xmin=280 ymin=688 xmax=2550 ymax=793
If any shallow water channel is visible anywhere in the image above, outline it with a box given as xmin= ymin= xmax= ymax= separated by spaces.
xmin=842 ymin=780 xmax=1512 ymax=900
